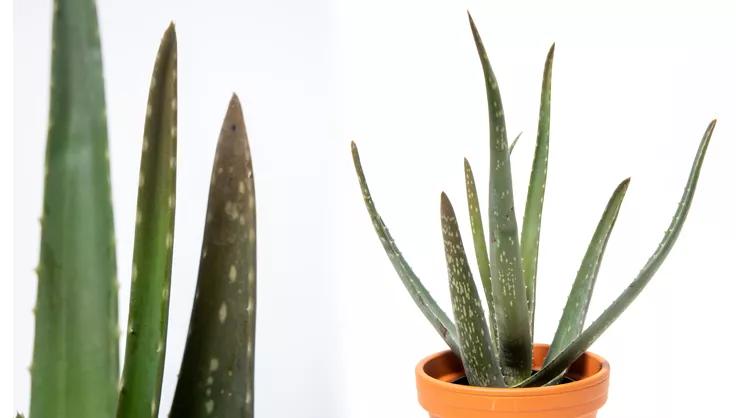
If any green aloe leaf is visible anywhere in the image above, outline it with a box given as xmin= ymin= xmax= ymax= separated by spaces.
xmin=463 ymin=159 xmax=499 ymax=353
xmin=520 ymin=44 xmax=554 ymax=335
xmin=31 ymin=0 xmax=118 ymax=417
xmin=170 ymin=95 xmax=257 ymax=418
xmin=509 ymin=132 xmax=522 ymax=155
xmin=545 ymin=178 xmax=629 ymax=366
xmin=351 ymin=142 xmax=460 ymax=356
xmin=517 ymin=120 xmax=716 ymax=387
xmin=116 ymin=24 xmax=177 ymax=418
xmin=441 ymin=193 xmax=506 ymax=387
xmin=469 ymin=12 xmax=531 ymax=384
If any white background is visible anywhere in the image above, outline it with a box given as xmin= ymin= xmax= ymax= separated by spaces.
xmin=3 ymin=0 xmax=15 ymax=414
xmin=12 ymin=0 xmax=736 ymax=417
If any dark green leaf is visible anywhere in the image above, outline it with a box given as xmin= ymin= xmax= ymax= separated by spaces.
xmin=171 ymin=94 xmax=256 ymax=418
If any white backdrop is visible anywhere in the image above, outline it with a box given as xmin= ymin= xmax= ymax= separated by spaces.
xmin=13 ymin=0 xmax=736 ymax=417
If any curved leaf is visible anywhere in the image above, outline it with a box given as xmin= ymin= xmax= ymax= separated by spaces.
xmin=509 ymin=132 xmax=522 ymax=155
xmin=351 ymin=142 xmax=460 ymax=355
xmin=546 ymin=178 xmax=629 ymax=365
xmin=518 ymin=120 xmax=716 ymax=387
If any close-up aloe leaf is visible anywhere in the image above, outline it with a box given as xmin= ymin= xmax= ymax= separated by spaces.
xmin=463 ymin=159 xmax=499 ymax=352
xmin=545 ymin=178 xmax=629 ymax=366
xmin=518 ymin=120 xmax=717 ymax=387
xmin=170 ymin=94 xmax=257 ymax=418
xmin=520 ymin=44 xmax=554 ymax=336
xmin=30 ymin=0 xmax=119 ymax=417
xmin=469 ymin=12 xmax=531 ymax=384
xmin=441 ymin=193 xmax=505 ymax=387
xmin=351 ymin=142 xmax=460 ymax=356
xmin=116 ymin=24 xmax=177 ymax=418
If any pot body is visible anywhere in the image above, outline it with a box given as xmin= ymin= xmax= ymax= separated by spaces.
xmin=415 ymin=344 xmax=609 ymax=418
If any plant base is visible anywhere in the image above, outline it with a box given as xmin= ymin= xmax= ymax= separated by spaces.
xmin=415 ymin=344 xmax=610 ymax=418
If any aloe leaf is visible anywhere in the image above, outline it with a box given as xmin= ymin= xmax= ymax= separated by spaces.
xmin=351 ymin=142 xmax=460 ymax=356
xmin=116 ymin=24 xmax=177 ymax=418
xmin=170 ymin=95 xmax=256 ymax=417
xmin=31 ymin=0 xmax=118 ymax=417
xmin=441 ymin=193 xmax=506 ymax=387
xmin=517 ymin=120 xmax=717 ymax=387
xmin=469 ymin=12 xmax=531 ymax=383
xmin=463 ymin=159 xmax=499 ymax=353
xmin=509 ymin=132 xmax=522 ymax=155
xmin=545 ymin=178 xmax=629 ymax=366
xmin=520 ymin=44 xmax=554 ymax=335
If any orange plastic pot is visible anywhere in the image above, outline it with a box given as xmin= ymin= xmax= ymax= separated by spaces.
xmin=415 ymin=344 xmax=610 ymax=418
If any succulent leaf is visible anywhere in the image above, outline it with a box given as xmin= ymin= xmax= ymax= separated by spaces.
xmin=469 ymin=12 xmax=531 ymax=383
xmin=517 ymin=120 xmax=717 ymax=387
xmin=31 ymin=0 xmax=118 ymax=416
xmin=520 ymin=44 xmax=554 ymax=335
xmin=170 ymin=95 xmax=257 ymax=418
xmin=463 ymin=159 xmax=499 ymax=354
xmin=442 ymin=193 xmax=506 ymax=387
xmin=116 ymin=24 xmax=177 ymax=418
xmin=351 ymin=142 xmax=461 ymax=356
xmin=545 ymin=178 xmax=629 ymax=366
xmin=508 ymin=132 xmax=522 ymax=155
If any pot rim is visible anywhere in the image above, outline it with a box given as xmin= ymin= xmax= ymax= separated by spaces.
xmin=415 ymin=344 xmax=610 ymax=398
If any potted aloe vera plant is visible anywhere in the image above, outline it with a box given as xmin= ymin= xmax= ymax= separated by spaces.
xmin=21 ymin=1 xmax=257 ymax=417
xmin=351 ymin=13 xmax=716 ymax=418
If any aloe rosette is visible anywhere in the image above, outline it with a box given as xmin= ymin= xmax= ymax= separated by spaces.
xmin=351 ymin=13 xmax=716 ymax=388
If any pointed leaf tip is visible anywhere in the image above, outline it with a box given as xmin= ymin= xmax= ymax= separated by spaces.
xmin=221 ymin=96 xmax=246 ymax=138
xmin=229 ymin=92 xmax=241 ymax=107
xmin=440 ymin=192 xmax=451 ymax=213
xmin=708 ymin=118 xmax=717 ymax=131
xmin=162 ymin=22 xmax=176 ymax=43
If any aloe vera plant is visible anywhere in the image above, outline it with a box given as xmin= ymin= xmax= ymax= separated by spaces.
xmin=351 ymin=13 xmax=716 ymax=388
xmin=25 ymin=1 xmax=258 ymax=417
